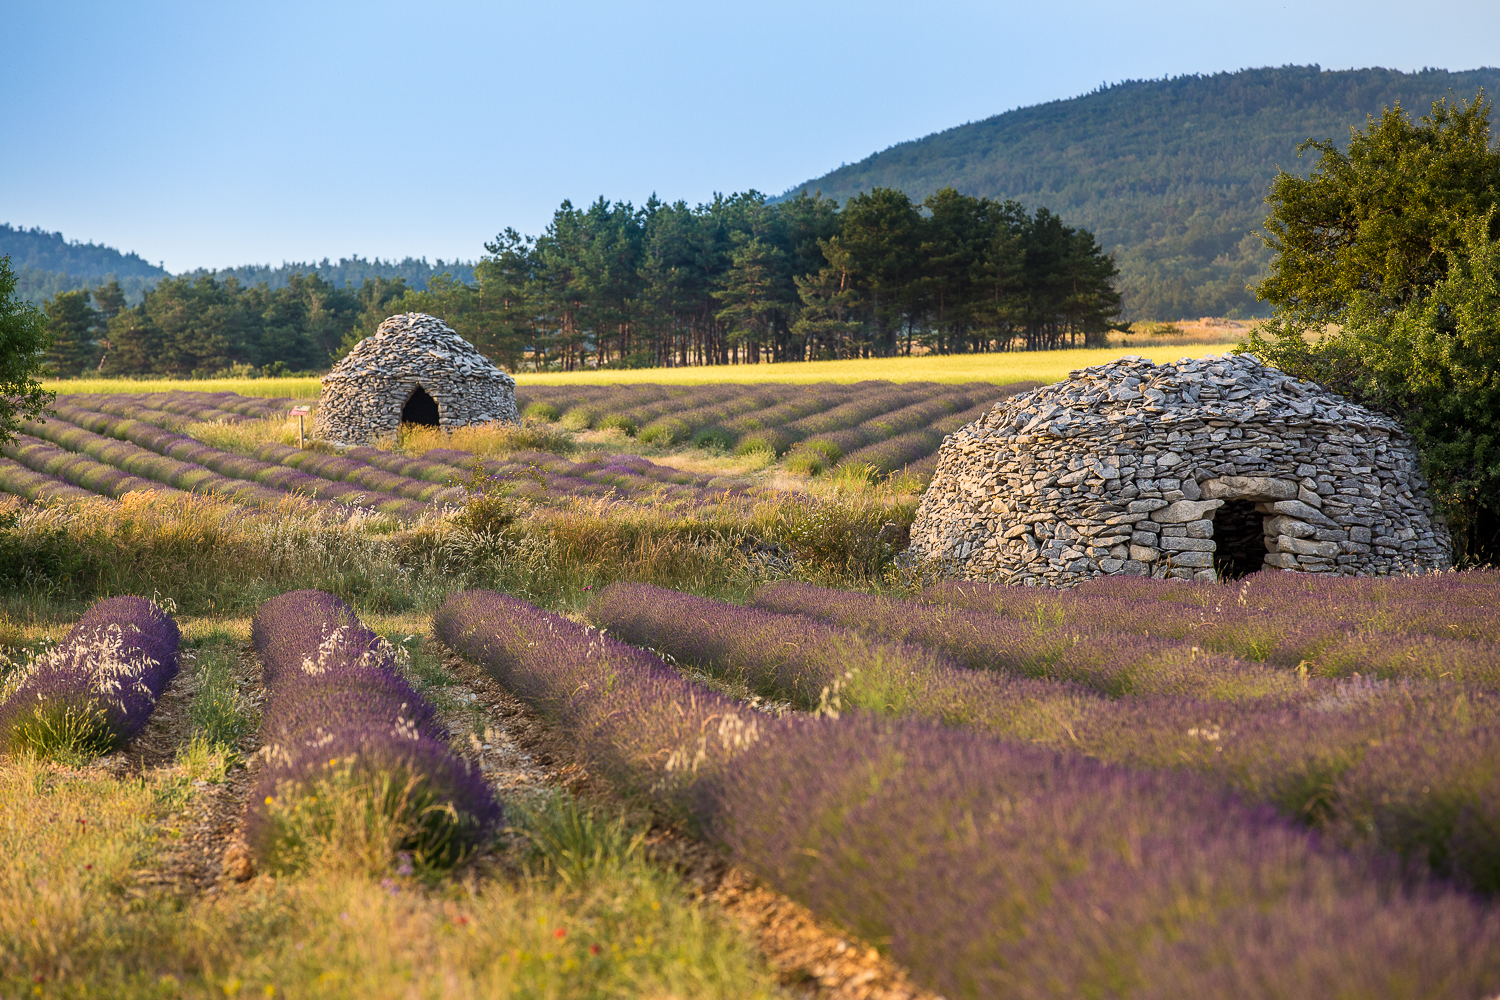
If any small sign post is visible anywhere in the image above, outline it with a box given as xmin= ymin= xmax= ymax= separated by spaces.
xmin=289 ymin=405 xmax=311 ymax=448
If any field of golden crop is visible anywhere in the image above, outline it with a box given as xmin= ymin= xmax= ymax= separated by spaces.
xmin=43 ymin=341 xmax=1244 ymax=398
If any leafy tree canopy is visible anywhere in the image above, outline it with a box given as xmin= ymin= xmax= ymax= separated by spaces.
xmin=0 ymin=254 xmax=54 ymax=445
xmin=1245 ymin=93 xmax=1500 ymax=562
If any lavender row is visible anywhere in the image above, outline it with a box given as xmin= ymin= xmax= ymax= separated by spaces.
xmin=0 ymin=455 xmax=101 ymax=503
xmin=62 ymin=398 xmax=463 ymax=505
xmin=588 ymin=582 xmax=1094 ymax=737
xmin=22 ymin=414 xmax=289 ymax=506
xmin=2 ymin=434 xmax=185 ymax=499
xmin=49 ymin=404 xmax=427 ymax=518
xmin=429 ymin=448 xmax=755 ymax=506
xmin=0 ymin=596 xmax=180 ymax=758
xmin=436 ymin=588 xmax=1500 ymax=997
xmin=433 ymin=588 xmax=759 ymax=819
xmin=713 ymin=712 xmax=1500 ymax=999
xmin=248 ymin=590 xmax=498 ymax=869
xmin=920 ymin=571 xmax=1500 ymax=675
xmin=250 ymin=442 xmax=466 ymax=503
xmin=749 ymin=579 xmax=1500 ymax=889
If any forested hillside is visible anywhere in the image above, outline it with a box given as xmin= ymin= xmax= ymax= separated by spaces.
xmin=0 ymin=224 xmax=475 ymax=306
xmin=178 ymin=256 xmax=475 ymax=293
xmin=0 ymin=224 xmax=167 ymax=304
xmin=782 ymin=65 xmax=1500 ymax=319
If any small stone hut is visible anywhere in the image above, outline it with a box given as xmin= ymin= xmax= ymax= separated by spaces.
xmin=905 ymin=353 xmax=1452 ymax=585
xmin=314 ymin=313 xmax=519 ymax=446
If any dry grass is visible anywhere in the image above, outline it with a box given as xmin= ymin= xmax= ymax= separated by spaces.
xmin=0 ymin=698 xmax=778 ymax=998
xmin=184 ymin=415 xmax=306 ymax=455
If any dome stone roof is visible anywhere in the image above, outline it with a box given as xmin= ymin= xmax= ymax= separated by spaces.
xmin=904 ymin=353 xmax=1452 ymax=586
xmin=313 ymin=313 xmax=519 ymax=445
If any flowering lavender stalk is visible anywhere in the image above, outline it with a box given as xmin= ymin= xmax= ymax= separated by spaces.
xmin=0 ymin=596 xmax=180 ymax=758
xmin=586 ymin=582 xmax=1097 ymax=739
xmin=442 ymin=589 xmax=1500 ymax=998
xmin=434 ymin=589 xmax=763 ymax=821
xmin=247 ymin=590 xmax=498 ymax=870
xmin=706 ymin=712 xmax=1500 ymax=999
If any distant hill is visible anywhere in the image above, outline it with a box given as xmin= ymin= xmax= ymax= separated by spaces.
xmin=1 ymin=223 xmax=476 ymax=305
xmin=780 ymin=65 xmax=1500 ymax=320
xmin=177 ymin=257 xmax=476 ymax=293
xmin=0 ymin=224 xmax=168 ymax=304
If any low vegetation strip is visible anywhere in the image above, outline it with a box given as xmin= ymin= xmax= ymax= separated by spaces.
xmin=588 ymin=582 xmax=1094 ymax=735
xmin=2 ymin=434 xmax=184 ymax=499
xmin=0 ymin=456 xmax=97 ymax=502
xmin=436 ymin=587 xmax=1500 ymax=998
xmin=44 ymin=403 xmax=428 ymax=517
xmin=248 ymin=589 xmax=499 ymax=872
xmin=919 ymin=572 xmax=1500 ymax=681
xmin=0 ymin=596 xmax=179 ymax=759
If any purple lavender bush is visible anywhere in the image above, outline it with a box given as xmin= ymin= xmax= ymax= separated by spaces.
xmin=587 ymin=582 xmax=1096 ymax=738
xmin=436 ymin=589 xmax=1500 ymax=998
xmin=0 ymin=596 xmax=180 ymax=759
xmin=247 ymin=589 xmax=498 ymax=870
xmin=705 ymin=712 xmax=1500 ymax=999
xmin=433 ymin=589 xmax=763 ymax=821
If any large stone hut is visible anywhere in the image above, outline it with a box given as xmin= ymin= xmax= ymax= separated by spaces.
xmin=313 ymin=313 xmax=519 ymax=446
xmin=905 ymin=353 xmax=1452 ymax=585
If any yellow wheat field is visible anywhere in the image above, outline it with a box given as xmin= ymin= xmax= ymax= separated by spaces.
xmin=43 ymin=341 xmax=1245 ymax=398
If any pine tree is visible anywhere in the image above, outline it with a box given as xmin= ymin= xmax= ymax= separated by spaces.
xmin=43 ymin=289 xmax=101 ymax=376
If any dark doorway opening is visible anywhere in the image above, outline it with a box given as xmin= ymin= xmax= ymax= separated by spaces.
xmin=1214 ymin=499 xmax=1269 ymax=579
xmin=401 ymin=386 xmax=440 ymax=427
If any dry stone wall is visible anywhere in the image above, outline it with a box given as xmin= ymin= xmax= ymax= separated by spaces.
xmin=314 ymin=313 xmax=519 ymax=446
xmin=905 ymin=353 xmax=1452 ymax=586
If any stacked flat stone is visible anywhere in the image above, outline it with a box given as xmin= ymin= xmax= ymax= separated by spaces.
xmin=904 ymin=353 xmax=1452 ymax=586
xmin=314 ymin=313 xmax=520 ymax=446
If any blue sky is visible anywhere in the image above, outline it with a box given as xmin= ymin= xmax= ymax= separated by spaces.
xmin=4 ymin=0 xmax=1498 ymax=272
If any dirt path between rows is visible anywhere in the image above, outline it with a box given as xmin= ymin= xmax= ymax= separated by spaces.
xmin=120 ymin=627 xmax=939 ymax=1000
xmin=435 ymin=645 xmax=943 ymax=1000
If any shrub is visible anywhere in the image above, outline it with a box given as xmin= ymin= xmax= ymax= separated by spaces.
xmin=247 ymin=589 xmax=499 ymax=872
xmin=0 ymin=596 xmax=180 ymax=761
xmin=595 ymin=413 xmax=637 ymax=436
xmin=523 ymin=401 xmax=561 ymax=422
xmin=690 ymin=426 xmax=735 ymax=450
xmin=558 ymin=406 xmax=597 ymax=431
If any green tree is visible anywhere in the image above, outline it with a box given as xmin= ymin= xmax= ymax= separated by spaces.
xmin=1258 ymin=94 xmax=1500 ymax=332
xmin=792 ymin=237 xmax=864 ymax=359
xmin=1246 ymin=92 xmax=1500 ymax=562
xmin=43 ymin=288 xmax=101 ymax=376
xmin=713 ymin=235 xmax=786 ymax=363
xmin=0 ymin=255 xmax=54 ymax=445
xmin=838 ymin=188 xmax=923 ymax=355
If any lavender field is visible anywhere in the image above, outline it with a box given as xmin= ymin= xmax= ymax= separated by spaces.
xmin=0 ymin=382 xmax=1036 ymax=513
xmin=442 ymin=580 xmax=1500 ymax=998
xmin=6 ymin=381 xmax=1500 ymax=998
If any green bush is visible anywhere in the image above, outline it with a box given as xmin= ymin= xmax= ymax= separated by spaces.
xmin=523 ymin=401 xmax=561 ymax=422
xmin=691 ymin=426 xmax=735 ymax=450
xmin=596 ymin=413 xmax=638 ymax=436
xmin=559 ymin=406 xmax=597 ymax=431
xmin=639 ymin=418 xmax=689 ymax=446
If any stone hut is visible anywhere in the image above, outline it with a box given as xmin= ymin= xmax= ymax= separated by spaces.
xmin=313 ymin=313 xmax=519 ymax=446
xmin=905 ymin=353 xmax=1452 ymax=585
